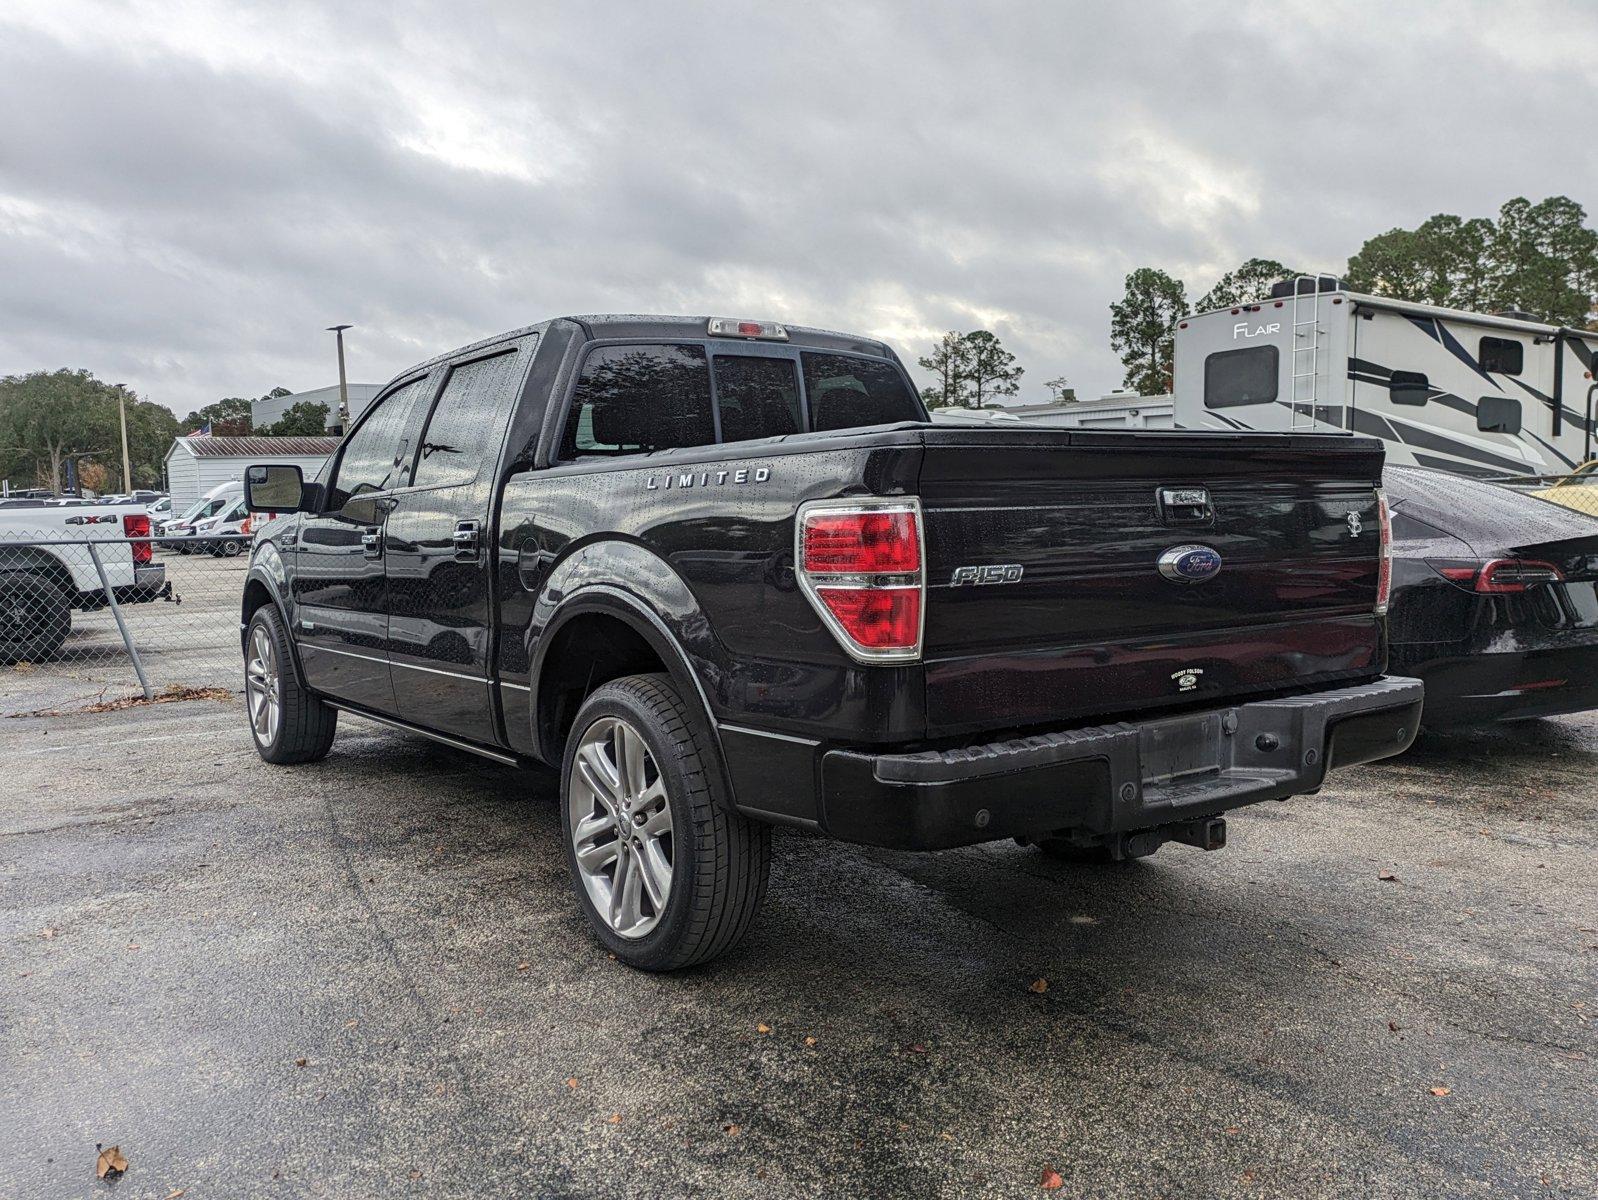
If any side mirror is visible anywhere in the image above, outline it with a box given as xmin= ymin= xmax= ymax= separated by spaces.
xmin=245 ymin=464 xmax=307 ymax=513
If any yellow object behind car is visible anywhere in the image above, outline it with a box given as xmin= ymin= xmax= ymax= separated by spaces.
xmin=1529 ymin=460 xmax=1598 ymax=518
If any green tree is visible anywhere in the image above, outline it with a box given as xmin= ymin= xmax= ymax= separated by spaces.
xmin=260 ymin=400 xmax=331 ymax=436
xmin=1110 ymin=268 xmax=1188 ymax=395
xmin=917 ymin=331 xmax=969 ymax=409
xmin=960 ymin=330 xmax=1023 ymax=408
xmin=1346 ymin=197 xmax=1597 ymax=324
xmin=181 ymin=395 xmax=254 ymax=436
xmin=1043 ymin=376 xmax=1075 ymax=404
xmin=1196 ymin=258 xmax=1299 ymax=312
xmin=0 ymin=369 xmax=120 ymax=495
xmin=119 ymin=389 xmax=180 ymax=489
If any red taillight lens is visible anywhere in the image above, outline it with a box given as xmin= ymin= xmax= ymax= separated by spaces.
xmin=1375 ymin=489 xmax=1392 ymax=615
xmin=123 ymin=513 xmax=152 ymax=564
xmin=814 ymin=587 xmax=922 ymax=650
xmin=802 ymin=510 xmax=921 ymax=575
xmin=797 ymin=500 xmax=924 ymax=661
xmin=1430 ymin=558 xmax=1564 ymax=593
xmin=241 ymin=515 xmax=253 ymax=535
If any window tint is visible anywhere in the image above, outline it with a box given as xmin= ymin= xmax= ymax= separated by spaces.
xmin=411 ymin=345 xmax=528 ymax=489
xmin=561 ymin=344 xmax=714 ymax=458
xmin=1479 ymin=336 xmax=1523 ymax=375
xmin=714 ymin=355 xmax=801 ymax=442
xmin=1203 ymin=345 xmax=1278 ymax=408
xmin=1477 ymin=394 xmax=1521 ymax=434
xmin=801 ymin=354 xmax=923 ymax=431
xmin=1389 ymin=370 xmax=1429 ymax=406
xmin=331 ymin=376 xmax=433 ymax=505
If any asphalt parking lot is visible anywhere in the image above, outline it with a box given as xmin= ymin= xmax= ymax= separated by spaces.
xmin=2 ymin=698 xmax=1594 ymax=1198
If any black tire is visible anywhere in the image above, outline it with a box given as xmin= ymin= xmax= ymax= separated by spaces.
xmin=220 ymin=539 xmax=245 ymax=558
xmin=244 ymin=606 xmax=337 ymax=764
xmin=0 ymin=571 xmax=72 ymax=664
xmin=560 ymin=672 xmax=771 ymax=970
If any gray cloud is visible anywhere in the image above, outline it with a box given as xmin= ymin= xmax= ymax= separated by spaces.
xmin=1 ymin=0 xmax=1594 ymax=415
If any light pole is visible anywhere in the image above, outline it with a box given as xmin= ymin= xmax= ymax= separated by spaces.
xmin=327 ymin=324 xmax=352 ymax=434
xmin=114 ymin=383 xmax=133 ymax=493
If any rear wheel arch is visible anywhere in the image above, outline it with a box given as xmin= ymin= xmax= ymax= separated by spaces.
xmin=529 ymin=588 xmax=735 ymax=809
xmin=0 ymin=545 xmax=76 ymax=601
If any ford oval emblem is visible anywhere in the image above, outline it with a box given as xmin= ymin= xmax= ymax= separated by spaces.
xmin=1158 ymin=544 xmax=1222 ymax=584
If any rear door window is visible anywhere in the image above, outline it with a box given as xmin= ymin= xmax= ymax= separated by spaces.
xmin=1204 ymin=346 xmax=1278 ymax=408
xmin=411 ymin=343 xmax=532 ymax=490
xmin=801 ymin=354 xmax=923 ymax=431
xmin=561 ymin=344 xmax=714 ymax=458
xmin=713 ymin=355 xmax=801 ymax=442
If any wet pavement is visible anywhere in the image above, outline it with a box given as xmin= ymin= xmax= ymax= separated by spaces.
xmin=2 ymin=699 xmax=1594 ymax=1198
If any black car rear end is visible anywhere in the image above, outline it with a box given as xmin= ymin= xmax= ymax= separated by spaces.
xmin=1386 ymin=465 xmax=1598 ymax=726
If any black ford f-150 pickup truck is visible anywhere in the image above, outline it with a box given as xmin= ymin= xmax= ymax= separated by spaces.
xmin=240 ymin=315 xmax=1422 ymax=969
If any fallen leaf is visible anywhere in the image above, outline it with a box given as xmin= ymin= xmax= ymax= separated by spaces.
xmin=408 ymin=1168 xmax=423 ymax=1180
xmin=939 ymin=1131 xmax=954 ymax=1141
xmin=803 ymin=1036 xmax=818 ymax=1047
xmin=1224 ymin=1126 xmax=1240 ymax=1135
xmin=1388 ymin=1021 xmax=1401 ymax=1032
xmin=906 ymin=1043 xmax=927 ymax=1054
xmin=606 ymin=1113 xmax=622 ymax=1125
xmin=565 ymin=1078 xmax=578 ymax=1089
xmin=1429 ymin=1086 xmax=1451 ymax=1097
xmin=95 ymin=1145 xmax=128 ymax=1179
xmin=517 ymin=962 xmax=530 ymax=972
xmin=294 ymin=1057 xmax=308 ymax=1068
xmin=40 ymin=927 xmax=56 ymax=940
xmin=1379 ymin=871 xmax=1400 ymax=882
xmin=722 ymin=1122 xmax=741 ymax=1136
xmin=1029 ymin=978 xmax=1049 ymax=994
xmin=756 ymin=1023 xmax=771 ymax=1034
xmin=167 ymin=1189 xmax=187 ymax=1199
xmin=1040 ymin=1167 xmax=1064 ymax=1190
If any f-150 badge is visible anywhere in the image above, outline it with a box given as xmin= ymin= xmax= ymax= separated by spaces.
xmin=1157 ymin=544 xmax=1222 ymax=584
xmin=951 ymin=563 xmax=1024 ymax=586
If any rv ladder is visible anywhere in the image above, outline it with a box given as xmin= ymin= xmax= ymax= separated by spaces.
xmin=1289 ymin=274 xmax=1340 ymax=431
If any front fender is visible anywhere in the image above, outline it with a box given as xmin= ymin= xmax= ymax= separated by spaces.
xmin=243 ymin=542 xmax=308 ymax=688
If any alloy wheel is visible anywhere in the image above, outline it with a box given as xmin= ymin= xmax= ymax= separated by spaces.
xmin=567 ymin=715 xmax=674 ymax=938
xmin=245 ymin=623 xmax=281 ymax=746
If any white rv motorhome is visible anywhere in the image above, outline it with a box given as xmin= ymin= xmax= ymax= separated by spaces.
xmin=1170 ymin=277 xmax=1598 ymax=479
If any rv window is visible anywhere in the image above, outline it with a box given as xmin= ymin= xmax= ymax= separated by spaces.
xmin=1476 ymin=395 xmax=1520 ymax=434
xmin=1389 ymin=370 xmax=1429 ymax=406
xmin=1479 ymin=337 xmax=1523 ymax=375
xmin=1203 ymin=346 xmax=1278 ymax=409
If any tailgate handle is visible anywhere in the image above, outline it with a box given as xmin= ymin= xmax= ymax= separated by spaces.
xmin=1158 ymin=486 xmax=1214 ymax=525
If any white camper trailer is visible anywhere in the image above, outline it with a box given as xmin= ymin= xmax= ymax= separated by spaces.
xmin=1171 ymin=277 xmax=1598 ymax=479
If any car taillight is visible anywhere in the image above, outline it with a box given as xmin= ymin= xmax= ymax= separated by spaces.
xmin=241 ymin=515 xmax=253 ymax=535
xmin=1374 ymin=488 xmax=1392 ymax=615
xmin=123 ymin=513 xmax=152 ymax=564
xmin=1433 ymin=558 xmax=1564 ymax=593
xmin=797 ymin=499 xmax=924 ymax=661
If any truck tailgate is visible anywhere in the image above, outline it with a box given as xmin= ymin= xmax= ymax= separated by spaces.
xmin=916 ymin=429 xmax=1386 ymax=736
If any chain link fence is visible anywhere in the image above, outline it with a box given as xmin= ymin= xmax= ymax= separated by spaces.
xmin=1 ymin=530 xmax=247 ymax=715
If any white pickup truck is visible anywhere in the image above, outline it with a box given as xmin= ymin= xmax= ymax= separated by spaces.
xmin=0 ymin=501 xmax=168 ymax=663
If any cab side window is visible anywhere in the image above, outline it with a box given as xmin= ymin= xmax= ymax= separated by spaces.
xmin=411 ymin=344 xmax=531 ymax=490
xmin=561 ymin=344 xmax=714 ymax=459
xmin=328 ymin=377 xmax=433 ymax=509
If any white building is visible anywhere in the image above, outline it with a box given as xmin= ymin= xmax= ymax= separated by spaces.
xmin=164 ymin=435 xmax=342 ymax=511
xmin=252 ymin=383 xmax=382 ymax=432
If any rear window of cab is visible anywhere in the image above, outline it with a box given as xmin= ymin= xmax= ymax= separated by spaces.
xmin=559 ymin=343 xmax=924 ymax=459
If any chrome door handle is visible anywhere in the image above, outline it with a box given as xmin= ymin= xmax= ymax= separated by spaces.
xmin=452 ymin=520 xmax=482 ymax=562
xmin=361 ymin=529 xmax=382 ymax=559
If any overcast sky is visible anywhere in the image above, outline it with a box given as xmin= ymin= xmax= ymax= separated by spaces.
xmin=2 ymin=1 xmax=1595 ymax=416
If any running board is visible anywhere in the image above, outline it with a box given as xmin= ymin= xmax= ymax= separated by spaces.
xmin=326 ymin=702 xmax=521 ymax=766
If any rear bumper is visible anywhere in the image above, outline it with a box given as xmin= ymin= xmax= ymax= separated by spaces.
xmin=816 ymin=676 xmax=1424 ymax=850
xmin=1396 ymin=643 xmax=1598 ymax=727
xmin=119 ymin=563 xmax=168 ymax=603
